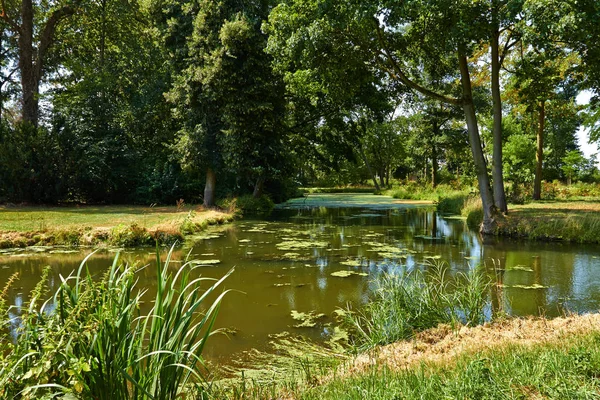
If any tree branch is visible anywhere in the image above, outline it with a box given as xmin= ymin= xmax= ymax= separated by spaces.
xmin=35 ymin=5 xmax=76 ymax=83
xmin=0 ymin=0 xmax=22 ymax=34
xmin=499 ymin=33 xmax=520 ymax=66
xmin=374 ymin=23 xmax=464 ymax=106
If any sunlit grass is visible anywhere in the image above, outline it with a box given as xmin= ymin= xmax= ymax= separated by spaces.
xmin=300 ymin=330 xmax=600 ymax=399
xmin=501 ymin=201 xmax=600 ymax=243
xmin=0 ymin=205 xmax=228 ymax=232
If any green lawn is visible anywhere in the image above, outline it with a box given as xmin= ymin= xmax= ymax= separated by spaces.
xmin=0 ymin=205 xmax=216 ymax=232
xmin=0 ymin=205 xmax=234 ymax=248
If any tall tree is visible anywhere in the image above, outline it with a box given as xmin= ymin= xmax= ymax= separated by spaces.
xmin=266 ymin=0 xmax=503 ymax=233
xmin=489 ymin=0 xmax=522 ymax=212
xmin=506 ymin=35 xmax=579 ymax=199
xmin=1 ymin=0 xmax=78 ymax=126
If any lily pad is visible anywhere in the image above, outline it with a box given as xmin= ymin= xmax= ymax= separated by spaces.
xmin=505 ymin=284 xmax=548 ymax=290
xmin=340 ymin=259 xmax=363 ymax=267
xmin=192 ymin=259 xmax=221 ymax=266
xmin=330 ymin=270 xmax=368 ymax=278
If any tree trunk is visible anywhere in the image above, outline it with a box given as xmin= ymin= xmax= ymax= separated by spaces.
xmin=458 ymin=51 xmax=497 ymax=234
xmin=533 ymin=101 xmax=545 ymax=200
xmin=491 ymin=25 xmax=508 ymax=212
xmin=359 ymin=145 xmax=380 ymax=191
xmin=253 ymin=176 xmax=265 ymax=198
xmin=203 ymin=168 xmax=216 ymax=207
xmin=385 ymin=167 xmax=390 ymax=187
xmin=378 ymin=169 xmax=385 ymax=188
xmin=431 ymin=142 xmax=438 ymax=188
xmin=19 ymin=0 xmax=37 ymax=126
xmin=7 ymin=0 xmax=76 ymax=127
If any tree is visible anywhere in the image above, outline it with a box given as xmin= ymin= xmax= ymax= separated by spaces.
xmin=489 ymin=0 xmax=523 ymax=212
xmin=562 ymin=150 xmax=587 ymax=185
xmin=0 ymin=0 xmax=78 ymax=126
xmin=266 ymin=0 xmax=500 ymax=233
xmin=50 ymin=0 xmax=176 ymax=203
xmin=158 ymin=0 xmax=289 ymax=206
xmin=506 ymin=37 xmax=579 ymax=199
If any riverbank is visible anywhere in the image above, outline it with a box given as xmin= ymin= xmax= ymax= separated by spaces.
xmin=296 ymin=313 xmax=600 ymax=399
xmin=223 ymin=313 xmax=600 ymax=399
xmin=0 ymin=205 xmax=235 ymax=248
xmin=497 ymin=201 xmax=600 ymax=243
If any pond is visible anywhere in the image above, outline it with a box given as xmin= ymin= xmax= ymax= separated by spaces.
xmin=2 ymin=194 xmax=600 ymax=367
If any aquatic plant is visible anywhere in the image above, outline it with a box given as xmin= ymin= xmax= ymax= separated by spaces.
xmin=0 ymin=246 xmax=232 ymax=399
xmin=342 ymin=263 xmax=491 ymax=351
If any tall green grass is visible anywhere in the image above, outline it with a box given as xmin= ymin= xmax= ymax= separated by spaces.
xmin=386 ymin=184 xmax=472 ymax=203
xmin=0 ymin=246 xmax=232 ymax=399
xmin=342 ymin=264 xmax=491 ymax=351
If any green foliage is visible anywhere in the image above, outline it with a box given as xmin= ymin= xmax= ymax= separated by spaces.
xmin=342 ymin=265 xmax=491 ymax=351
xmin=436 ymin=193 xmax=471 ymax=215
xmin=0 ymin=248 xmax=232 ymax=398
xmin=562 ymin=150 xmax=588 ymax=184
xmin=234 ymin=195 xmax=275 ymax=215
xmin=388 ymin=183 xmax=472 ymax=204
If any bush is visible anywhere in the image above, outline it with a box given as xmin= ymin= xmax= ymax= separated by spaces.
xmin=109 ymin=223 xmax=153 ymax=247
xmin=437 ymin=193 xmax=469 ymax=215
xmin=228 ymin=195 xmax=275 ymax=215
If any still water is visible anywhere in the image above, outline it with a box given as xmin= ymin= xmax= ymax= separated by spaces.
xmin=1 ymin=194 xmax=600 ymax=365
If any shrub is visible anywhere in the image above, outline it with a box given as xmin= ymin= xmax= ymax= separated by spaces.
xmin=109 ymin=223 xmax=153 ymax=247
xmin=437 ymin=194 xmax=469 ymax=215
xmin=234 ymin=195 xmax=275 ymax=215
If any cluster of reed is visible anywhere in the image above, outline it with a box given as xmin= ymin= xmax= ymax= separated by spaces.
xmin=0 ymin=246 xmax=231 ymax=399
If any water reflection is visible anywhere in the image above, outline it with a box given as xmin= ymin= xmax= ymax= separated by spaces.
xmin=1 ymin=205 xmax=600 ymax=365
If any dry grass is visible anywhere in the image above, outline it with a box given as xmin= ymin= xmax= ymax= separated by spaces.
xmin=509 ymin=200 xmax=600 ymax=215
xmin=330 ymin=313 xmax=600 ymax=381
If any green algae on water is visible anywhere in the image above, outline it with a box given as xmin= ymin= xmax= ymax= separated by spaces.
xmin=290 ymin=310 xmax=326 ymax=328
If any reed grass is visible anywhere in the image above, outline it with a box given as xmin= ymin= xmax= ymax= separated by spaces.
xmin=342 ymin=263 xmax=491 ymax=352
xmin=0 ymin=246 xmax=232 ymax=399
